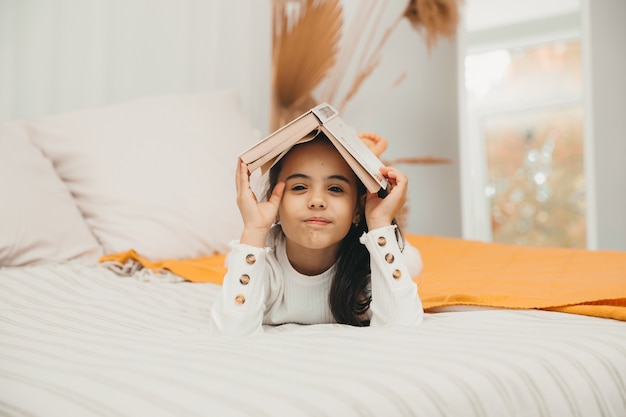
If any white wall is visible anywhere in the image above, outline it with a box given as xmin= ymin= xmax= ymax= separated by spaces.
xmin=585 ymin=0 xmax=626 ymax=250
xmin=338 ymin=7 xmax=462 ymax=238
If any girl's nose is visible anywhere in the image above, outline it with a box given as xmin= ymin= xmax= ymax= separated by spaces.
xmin=308 ymin=193 xmax=326 ymax=209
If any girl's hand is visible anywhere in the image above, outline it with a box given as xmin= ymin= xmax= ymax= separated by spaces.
xmin=364 ymin=166 xmax=408 ymax=230
xmin=236 ymin=159 xmax=285 ymax=247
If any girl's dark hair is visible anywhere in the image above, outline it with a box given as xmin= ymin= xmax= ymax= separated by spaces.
xmin=267 ymin=135 xmax=404 ymax=326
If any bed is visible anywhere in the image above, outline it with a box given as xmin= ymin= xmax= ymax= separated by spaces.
xmin=1 ymin=90 xmax=625 ymax=417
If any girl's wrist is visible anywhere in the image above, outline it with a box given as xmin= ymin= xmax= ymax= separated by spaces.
xmin=367 ymin=218 xmax=393 ymax=230
xmin=240 ymin=227 xmax=270 ymax=248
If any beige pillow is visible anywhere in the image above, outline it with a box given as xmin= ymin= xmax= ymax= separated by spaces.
xmin=28 ymin=90 xmax=258 ymax=260
xmin=0 ymin=122 xmax=103 ymax=266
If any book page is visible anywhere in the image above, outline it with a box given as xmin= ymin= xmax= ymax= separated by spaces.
xmin=321 ymin=117 xmax=388 ymax=192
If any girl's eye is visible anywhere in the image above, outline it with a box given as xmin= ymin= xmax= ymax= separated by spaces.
xmin=328 ymin=185 xmax=344 ymax=193
xmin=291 ymin=184 xmax=307 ymax=191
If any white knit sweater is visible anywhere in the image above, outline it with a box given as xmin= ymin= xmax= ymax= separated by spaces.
xmin=209 ymin=225 xmax=424 ymax=336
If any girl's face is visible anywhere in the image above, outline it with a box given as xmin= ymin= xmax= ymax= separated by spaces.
xmin=276 ymin=139 xmax=361 ymax=256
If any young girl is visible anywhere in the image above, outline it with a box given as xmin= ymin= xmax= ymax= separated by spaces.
xmin=209 ymin=134 xmax=424 ymax=336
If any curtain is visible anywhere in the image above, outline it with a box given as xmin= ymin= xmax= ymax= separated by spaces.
xmin=0 ymin=0 xmax=271 ymax=131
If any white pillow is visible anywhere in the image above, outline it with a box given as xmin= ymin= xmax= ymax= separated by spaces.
xmin=0 ymin=122 xmax=103 ymax=266
xmin=28 ymin=90 xmax=259 ymax=260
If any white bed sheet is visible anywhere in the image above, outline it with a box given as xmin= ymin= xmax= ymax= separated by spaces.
xmin=1 ymin=262 xmax=625 ymax=417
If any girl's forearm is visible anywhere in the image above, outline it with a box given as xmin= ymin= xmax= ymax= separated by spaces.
xmin=208 ymin=243 xmax=268 ymax=336
xmin=361 ymin=225 xmax=424 ymax=327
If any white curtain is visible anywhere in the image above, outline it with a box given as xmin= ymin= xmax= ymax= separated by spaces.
xmin=0 ymin=0 xmax=272 ymax=131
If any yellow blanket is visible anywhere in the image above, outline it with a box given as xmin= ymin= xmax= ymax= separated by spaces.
xmin=100 ymin=234 xmax=626 ymax=321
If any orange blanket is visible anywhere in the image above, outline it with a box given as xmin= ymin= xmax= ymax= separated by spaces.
xmin=100 ymin=234 xmax=626 ymax=321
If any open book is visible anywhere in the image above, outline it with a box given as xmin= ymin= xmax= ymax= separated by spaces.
xmin=239 ymin=103 xmax=388 ymax=194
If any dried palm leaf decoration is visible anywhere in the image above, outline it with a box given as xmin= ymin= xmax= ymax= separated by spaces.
xmin=271 ymin=0 xmax=343 ymax=129
xmin=271 ymin=0 xmax=460 ymax=133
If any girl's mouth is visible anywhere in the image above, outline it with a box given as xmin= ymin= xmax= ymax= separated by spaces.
xmin=305 ymin=217 xmax=331 ymax=225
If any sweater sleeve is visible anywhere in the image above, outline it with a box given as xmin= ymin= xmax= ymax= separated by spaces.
xmin=360 ymin=225 xmax=424 ymax=327
xmin=208 ymin=242 xmax=270 ymax=336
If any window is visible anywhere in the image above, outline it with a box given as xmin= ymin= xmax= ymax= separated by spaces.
xmin=460 ymin=1 xmax=586 ymax=247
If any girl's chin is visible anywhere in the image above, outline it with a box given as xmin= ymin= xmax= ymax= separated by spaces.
xmin=285 ymin=236 xmax=343 ymax=252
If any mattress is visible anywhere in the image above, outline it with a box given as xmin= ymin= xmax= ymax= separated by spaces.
xmin=1 ymin=262 xmax=625 ymax=417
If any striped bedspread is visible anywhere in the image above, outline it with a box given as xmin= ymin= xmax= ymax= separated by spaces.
xmin=1 ymin=263 xmax=625 ymax=417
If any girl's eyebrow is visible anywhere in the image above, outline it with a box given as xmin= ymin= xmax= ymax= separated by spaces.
xmin=328 ymin=174 xmax=352 ymax=184
xmin=285 ymin=173 xmax=351 ymax=184
xmin=285 ymin=173 xmax=310 ymax=181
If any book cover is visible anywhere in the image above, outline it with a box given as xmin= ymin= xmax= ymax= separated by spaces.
xmin=239 ymin=103 xmax=388 ymax=193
